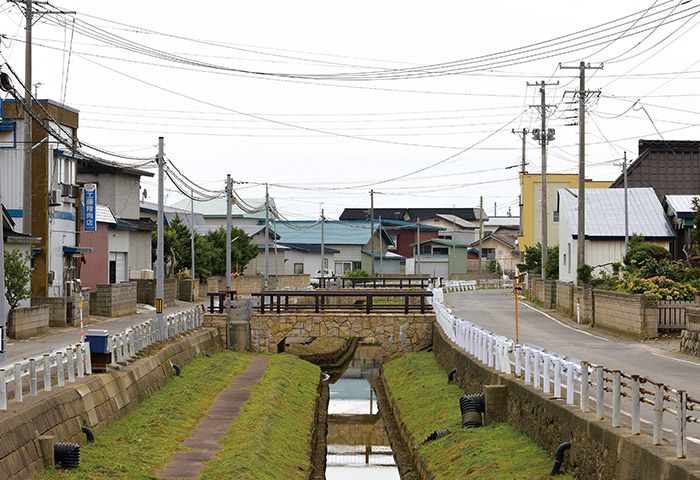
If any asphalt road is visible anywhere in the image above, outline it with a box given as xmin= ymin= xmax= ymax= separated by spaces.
xmin=2 ymin=302 xmax=201 ymax=368
xmin=445 ymin=289 xmax=700 ymax=454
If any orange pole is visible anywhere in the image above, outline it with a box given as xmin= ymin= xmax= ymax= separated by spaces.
xmin=514 ymin=268 xmax=519 ymax=345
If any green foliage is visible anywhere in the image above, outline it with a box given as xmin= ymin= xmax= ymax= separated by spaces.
xmin=4 ymin=248 xmax=32 ymax=309
xmin=623 ymin=243 xmax=671 ymax=268
xmin=151 ymin=215 xmax=192 ymax=276
xmin=200 ymin=355 xmax=319 ymax=480
xmin=628 ymin=233 xmax=646 ymax=250
xmin=521 ymin=243 xmax=542 ymax=274
xmin=624 ymin=276 xmax=696 ymax=301
xmin=544 ymin=244 xmax=559 ymax=280
xmin=577 ymin=263 xmax=593 ymax=284
xmin=487 ymin=259 xmax=502 ymax=276
xmin=344 ymin=268 xmax=370 ymax=284
xmin=383 ymin=351 xmax=575 ymax=480
xmin=37 ymin=351 xmax=251 ymax=480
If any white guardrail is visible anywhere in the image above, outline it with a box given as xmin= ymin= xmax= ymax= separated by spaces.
xmin=0 ymin=307 xmax=203 ymax=411
xmin=433 ymin=284 xmax=699 ymax=459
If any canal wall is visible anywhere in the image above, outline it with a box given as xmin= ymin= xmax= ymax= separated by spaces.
xmin=251 ymin=312 xmax=434 ymax=359
xmin=0 ymin=328 xmax=221 ymax=480
xmin=432 ymin=324 xmax=700 ymax=480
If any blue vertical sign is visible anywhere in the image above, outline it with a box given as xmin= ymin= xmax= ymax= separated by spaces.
xmin=84 ymin=183 xmax=97 ymax=232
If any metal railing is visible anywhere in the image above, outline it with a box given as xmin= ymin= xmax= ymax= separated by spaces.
xmin=0 ymin=306 xmax=203 ymax=411
xmin=433 ymin=287 xmax=699 ymax=458
xmin=251 ymin=290 xmax=433 ymax=314
xmin=443 ymin=279 xmax=514 ymax=292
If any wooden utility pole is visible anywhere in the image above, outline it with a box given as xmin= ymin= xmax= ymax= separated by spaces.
xmin=370 ymin=189 xmax=375 ymax=275
xmin=561 ymin=61 xmax=602 ymax=275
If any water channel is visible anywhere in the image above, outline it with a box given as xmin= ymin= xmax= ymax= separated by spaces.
xmin=324 ymin=342 xmax=400 ymax=480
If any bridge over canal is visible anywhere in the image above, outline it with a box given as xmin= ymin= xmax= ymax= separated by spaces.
xmin=249 ymin=290 xmax=435 ymax=359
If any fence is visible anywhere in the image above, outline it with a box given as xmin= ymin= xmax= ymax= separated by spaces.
xmin=442 ymin=279 xmax=514 ymax=293
xmin=658 ymin=300 xmax=694 ymax=331
xmin=0 ymin=306 xmax=203 ymax=411
xmin=432 ymin=287 xmax=699 ymax=459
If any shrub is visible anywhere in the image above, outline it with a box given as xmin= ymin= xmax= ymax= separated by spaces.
xmin=488 ymin=259 xmax=502 ymax=276
xmin=544 ymin=244 xmax=559 ymax=280
xmin=623 ymin=244 xmax=671 ymax=268
xmin=624 ymin=276 xmax=695 ymax=301
xmin=577 ymin=263 xmax=593 ymax=284
xmin=345 ymin=269 xmax=370 ymax=284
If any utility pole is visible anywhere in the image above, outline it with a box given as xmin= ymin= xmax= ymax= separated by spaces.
xmin=379 ymin=216 xmax=383 ymax=275
xmin=320 ymin=208 xmax=325 ymax=285
xmin=264 ymin=183 xmax=269 ymax=291
xmin=370 ymin=189 xmax=375 ymax=275
xmin=225 ymin=174 xmax=232 ymax=347
xmin=528 ymin=80 xmax=558 ymax=278
xmin=415 ymin=218 xmax=421 ymax=275
xmin=624 ymin=152 xmax=629 ymax=254
xmin=156 ymin=137 xmax=165 ymax=341
xmin=13 ymin=0 xmax=73 ymax=235
xmin=478 ymin=196 xmax=484 ymax=273
xmin=512 ymin=128 xmax=529 ymax=175
xmin=190 ymin=189 xmax=195 ymax=302
xmin=0 ymin=190 xmax=6 ymax=363
xmin=561 ymin=62 xmax=602 ymax=275
xmin=451 ymin=209 xmax=456 ymax=281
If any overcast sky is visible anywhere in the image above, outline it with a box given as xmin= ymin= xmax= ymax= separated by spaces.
xmin=2 ymin=1 xmax=700 ymax=221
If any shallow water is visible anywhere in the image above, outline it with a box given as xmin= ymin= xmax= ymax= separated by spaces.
xmin=325 ymin=353 xmax=400 ymax=480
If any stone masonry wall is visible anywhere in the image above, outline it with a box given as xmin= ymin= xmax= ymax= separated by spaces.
xmin=593 ymin=290 xmax=658 ymax=338
xmin=0 ymin=328 xmax=221 ymax=480
xmin=135 ymin=279 xmax=177 ymax=307
xmin=681 ymin=307 xmax=700 ymax=356
xmin=31 ymin=297 xmax=67 ymax=327
xmin=8 ymin=305 xmax=49 ymax=339
xmin=251 ymin=312 xmax=434 ymax=360
xmin=94 ymin=282 xmax=137 ymax=317
xmin=432 ymin=324 xmax=700 ymax=480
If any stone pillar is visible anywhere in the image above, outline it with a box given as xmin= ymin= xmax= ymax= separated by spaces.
xmin=484 ymin=384 xmax=508 ymax=425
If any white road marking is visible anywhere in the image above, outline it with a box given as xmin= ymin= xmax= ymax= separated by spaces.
xmin=518 ymin=300 xmax=612 ymax=341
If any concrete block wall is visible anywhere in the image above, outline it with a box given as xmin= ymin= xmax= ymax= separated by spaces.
xmin=275 ymin=274 xmax=311 ymax=290
xmin=135 ymin=279 xmax=177 ymax=307
xmin=94 ymin=282 xmax=137 ymax=317
xmin=0 ymin=328 xmax=220 ymax=480
xmin=178 ymin=279 xmax=199 ymax=301
xmin=237 ymin=276 xmax=263 ymax=295
xmin=593 ymin=290 xmax=658 ymax=338
xmin=7 ymin=305 xmax=50 ymax=339
xmin=31 ymin=297 xmax=67 ymax=327
xmin=432 ymin=324 xmax=700 ymax=480
xmin=555 ymin=282 xmax=574 ymax=317
xmin=574 ymin=285 xmax=593 ymax=324
xmin=66 ymin=289 xmax=90 ymax=326
xmin=681 ymin=307 xmax=700 ymax=356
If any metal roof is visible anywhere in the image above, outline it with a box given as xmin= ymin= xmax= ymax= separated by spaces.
xmin=434 ymin=214 xmax=478 ymax=229
xmin=664 ymin=195 xmax=698 ymax=215
xmin=95 ymin=204 xmax=117 ymax=224
xmin=169 ymin=197 xmax=271 ymax=219
xmin=558 ymin=187 xmax=675 ymax=239
xmin=273 ymin=220 xmax=392 ymax=246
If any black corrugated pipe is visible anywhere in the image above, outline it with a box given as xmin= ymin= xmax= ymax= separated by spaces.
xmin=54 ymin=442 xmax=80 ymax=469
xmin=172 ymin=364 xmax=181 ymax=376
xmin=447 ymin=369 xmax=457 ymax=383
xmin=459 ymin=393 xmax=485 ymax=428
xmin=549 ymin=442 xmax=572 ymax=475
xmin=418 ymin=429 xmax=450 ymax=446
xmin=81 ymin=426 xmax=95 ymax=443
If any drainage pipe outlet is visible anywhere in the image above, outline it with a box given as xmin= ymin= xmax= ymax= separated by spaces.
xmin=459 ymin=393 xmax=485 ymax=428
xmin=549 ymin=442 xmax=572 ymax=475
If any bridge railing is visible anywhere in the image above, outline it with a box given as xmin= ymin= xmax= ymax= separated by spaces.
xmin=0 ymin=306 xmax=203 ymax=411
xmin=433 ymin=287 xmax=698 ymax=459
xmin=251 ymin=290 xmax=433 ymax=314
xmin=338 ymin=276 xmax=438 ymax=289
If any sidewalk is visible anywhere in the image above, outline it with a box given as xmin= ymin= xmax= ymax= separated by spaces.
xmin=2 ymin=300 xmax=205 ymax=367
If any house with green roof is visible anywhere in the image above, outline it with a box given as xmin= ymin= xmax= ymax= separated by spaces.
xmin=272 ymin=220 xmax=398 ymax=275
xmin=410 ymin=238 xmax=475 ymax=278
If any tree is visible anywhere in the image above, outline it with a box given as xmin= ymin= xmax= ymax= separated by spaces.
xmin=488 ymin=259 xmax=503 ymax=276
xmin=194 ymin=227 xmax=258 ymax=277
xmin=152 ymin=216 xmax=194 ymax=277
xmin=4 ymin=248 xmax=32 ymax=310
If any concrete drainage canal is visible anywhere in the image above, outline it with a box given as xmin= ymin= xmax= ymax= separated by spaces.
xmin=324 ymin=341 xmax=400 ymax=480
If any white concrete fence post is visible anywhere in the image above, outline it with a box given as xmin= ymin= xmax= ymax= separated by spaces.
xmin=29 ymin=359 xmax=37 ymax=396
xmin=631 ymin=375 xmax=640 ymax=434
xmin=56 ymin=351 xmax=65 ymax=388
xmin=653 ymin=384 xmax=664 ymax=445
xmin=612 ymin=370 xmax=621 ymax=427
xmin=581 ymin=361 xmax=589 ymax=413
xmin=43 ymin=354 xmax=51 ymax=392
xmin=595 ymin=366 xmax=605 ymax=420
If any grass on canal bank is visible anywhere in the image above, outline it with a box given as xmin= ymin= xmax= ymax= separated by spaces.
xmin=36 ymin=352 xmax=321 ymax=480
xmin=200 ymin=354 xmax=320 ymax=480
xmin=37 ymin=350 xmax=251 ymax=480
xmin=383 ymin=351 xmax=576 ymax=480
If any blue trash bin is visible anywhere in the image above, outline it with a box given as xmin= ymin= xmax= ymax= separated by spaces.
xmin=85 ymin=329 xmax=109 ymax=354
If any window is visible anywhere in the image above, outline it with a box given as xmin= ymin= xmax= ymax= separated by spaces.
xmin=352 ymin=261 xmax=362 ymax=271
xmin=294 ymin=263 xmax=304 ymax=274
xmin=568 ymin=243 xmax=571 ymax=274
xmin=482 ymin=248 xmax=496 ymax=260
xmin=388 ymin=233 xmax=398 ymax=249
xmin=419 ymin=245 xmax=431 ymax=255
xmin=553 ymin=211 xmax=560 ymax=223
xmin=432 ymin=247 xmax=449 ymax=255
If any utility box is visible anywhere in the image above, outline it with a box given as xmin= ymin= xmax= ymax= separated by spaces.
xmin=85 ymin=329 xmax=109 ymax=354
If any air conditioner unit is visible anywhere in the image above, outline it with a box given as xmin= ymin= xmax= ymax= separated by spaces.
xmin=49 ymin=189 xmax=62 ymax=206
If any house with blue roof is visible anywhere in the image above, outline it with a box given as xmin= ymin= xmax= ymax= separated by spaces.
xmin=272 ymin=220 xmax=398 ymax=275
xmin=557 ymin=187 xmax=675 ymax=283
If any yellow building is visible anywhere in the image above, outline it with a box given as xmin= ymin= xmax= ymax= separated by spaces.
xmin=518 ymin=173 xmax=610 ymax=257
